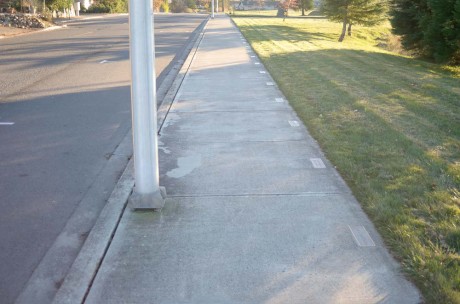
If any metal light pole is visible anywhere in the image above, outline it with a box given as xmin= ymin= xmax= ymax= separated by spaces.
xmin=211 ymin=0 xmax=214 ymax=18
xmin=128 ymin=0 xmax=166 ymax=210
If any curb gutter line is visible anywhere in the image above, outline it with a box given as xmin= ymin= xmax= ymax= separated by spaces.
xmin=51 ymin=17 xmax=210 ymax=304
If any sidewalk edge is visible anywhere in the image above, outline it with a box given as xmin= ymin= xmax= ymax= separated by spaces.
xmin=51 ymin=17 xmax=209 ymax=304
xmin=157 ymin=17 xmax=209 ymax=131
xmin=51 ymin=161 xmax=134 ymax=304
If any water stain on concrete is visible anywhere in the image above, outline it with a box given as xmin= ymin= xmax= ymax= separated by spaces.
xmin=166 ymin=154 xmax=202 ymax=178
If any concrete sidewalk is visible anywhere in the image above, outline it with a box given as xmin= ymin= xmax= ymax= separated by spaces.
xmin=68 ymin=15 xmax=420 ymax=303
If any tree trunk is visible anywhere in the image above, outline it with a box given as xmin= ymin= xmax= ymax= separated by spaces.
xmin=348 ymin=23 xmax=352 ymax=36
xmin=277 ymin=7 xmax=284 ymax=17
xmin=301 ymin=0 xmax=305 ymax=16
xmin=338 ymin=18 xmax=347 ymax=42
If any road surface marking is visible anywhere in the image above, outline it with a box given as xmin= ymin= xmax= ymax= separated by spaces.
xmin=266 ymin=82 xmax=274 ymax=86
xmin=259 ymin=71 xmax=266 ymax=74
xmin=99 ymin=60 xmax=110 ymax=64
xmin=310 ymin=158 xmax=326 ymax=168
xmin=255 ymin=62 xmax=260 ymax=65
xmin=349 ymin=226 xmax=376 ymax=247
xmin=288 ymin=120 xmax=299 ymax=127
xmin=0 ymin=122 xmax=14 ymax=126
xmin=275 ymin=98 xmax=284 ymax=102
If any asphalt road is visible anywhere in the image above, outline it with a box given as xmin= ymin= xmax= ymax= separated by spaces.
xmin=0 ymin=13 xmax=207 ymax=303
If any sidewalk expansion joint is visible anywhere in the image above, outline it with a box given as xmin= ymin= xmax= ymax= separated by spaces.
xmin=166 ymin=192 xmax=351 ymax=198
xmin=157 ymin=139 xmax=309 ymax=144
xmin=170 ymin=109 xmax=289 ymax=114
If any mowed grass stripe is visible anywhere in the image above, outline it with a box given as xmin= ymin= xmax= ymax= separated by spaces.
xmin=233 ymin=16 xmax=460 ymax=303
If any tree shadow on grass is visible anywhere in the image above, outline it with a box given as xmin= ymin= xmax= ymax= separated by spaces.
xmin=237 ymin=23 xmax=337 ymax=43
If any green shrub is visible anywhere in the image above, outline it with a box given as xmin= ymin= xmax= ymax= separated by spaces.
xmin=40 ymin=8 xmax=53 ymax=21
xmin=86 ymin=3 xmax=110 ymax=13
xmin=186 ymin=0 xmax=196 ymax=9
xmin=160 ymin=0 xmax=169 ymax=12
xmin=391 ymin=0 xmax=460 ymax=64
xmin=171 ymin=0 xmax=186 ymax=12
xmin=86 ymin=0 xmax=128 ymax=13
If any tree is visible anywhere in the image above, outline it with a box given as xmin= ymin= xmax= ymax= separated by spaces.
xmin=321 ymin=0 xmax=388 ymax=41
xmin=46 ymin=0 xmax=72 ymax=11
xmin=170 ymin=0 xmax=186 ymax=12
xmin=22 ymin=0 xmax=41 ymax=13
xmin=186 ymin=0 xmax=197 ymax=9
xmin=391 ymin=0 xmax=460 ymax=63
xmin=277 ymin=0 xmax=299 ymax=18
xmin=257 ymin=0 xmax=264 ymax=11
xmin=153 ymin=0 xmax=163 ymax=11
xmin=299 ymin=0 xmax=313 ymax=16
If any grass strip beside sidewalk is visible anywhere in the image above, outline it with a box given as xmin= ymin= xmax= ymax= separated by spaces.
xmin=232 ymin=16 xmax=460 ymax=303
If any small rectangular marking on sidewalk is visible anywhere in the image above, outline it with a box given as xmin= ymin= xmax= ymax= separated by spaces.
xmin=0 ymin=122 xmax=14 ymax=126
xmin=255 ymin=62 xmax=260 ymax=65
xmin=259 ymin=71 xmax=266 ymax=74
xmin=275 ymin=98 xmax=284 ymax=103
xmin=266 ymin=82 xmax=274 ymax=86
xmin=349 ymin=226 xmax=376 ymax=247
xmin=288 ymin=120 xmax=300 ymax=127
xmin=310 ymin=158 xmax=326 ymax=168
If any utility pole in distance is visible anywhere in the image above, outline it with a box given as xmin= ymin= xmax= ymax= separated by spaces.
xmin=128 ymin=0 xmax=166 ymax=210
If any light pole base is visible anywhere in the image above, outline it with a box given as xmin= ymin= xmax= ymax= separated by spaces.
xmin=129 ymin=187 xmax=166 ymax=211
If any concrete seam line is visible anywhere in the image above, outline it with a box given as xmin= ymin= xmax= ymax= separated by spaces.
xmin=166 ymin=192 xmax=351 ymax=198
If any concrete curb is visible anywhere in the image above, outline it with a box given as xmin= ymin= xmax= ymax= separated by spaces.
xmin=15 ymin=131 xmax=133 ymax=304
xmin=51 ymin=17 xmax=209 ymax=304
xmin=50 ymin=161 xmax=134 ymax=304
xmin=0 ymin=25 xmax=63 ymax=39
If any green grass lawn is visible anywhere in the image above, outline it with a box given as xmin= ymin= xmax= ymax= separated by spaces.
xmin=232 ymin=16 xmax=460 ymax=303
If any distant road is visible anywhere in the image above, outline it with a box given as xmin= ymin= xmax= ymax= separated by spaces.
xmin=0 ymin=13 xmax=207 ymax=303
